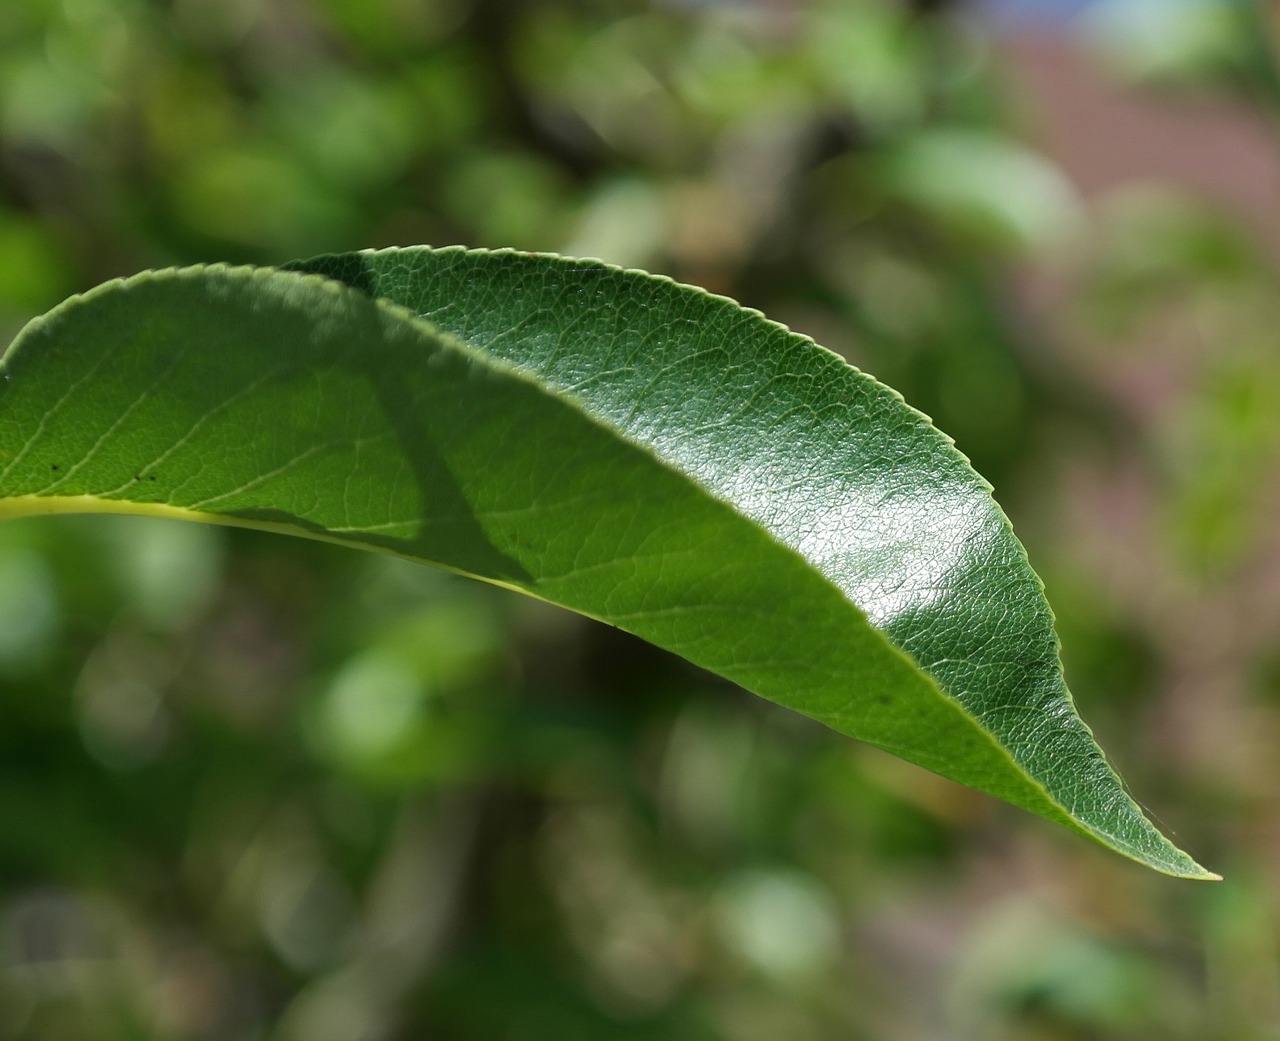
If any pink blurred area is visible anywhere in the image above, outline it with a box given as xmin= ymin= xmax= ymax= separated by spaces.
xmin=998 ymin=21 xmax=1280 ymax=245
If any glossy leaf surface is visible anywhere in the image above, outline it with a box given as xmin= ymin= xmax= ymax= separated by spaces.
xmin=0 ymin=247 xmax=1212 ymax=877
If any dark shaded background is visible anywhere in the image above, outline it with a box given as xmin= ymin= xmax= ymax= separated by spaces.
xmin=1 ymin=0 xmax=1278 ymax=1038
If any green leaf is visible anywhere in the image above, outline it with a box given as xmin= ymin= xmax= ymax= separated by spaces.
xmin=0 ymin=247 xmax=1213 ymax=878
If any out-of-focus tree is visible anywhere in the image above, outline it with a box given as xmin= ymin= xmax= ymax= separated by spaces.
xmin=1 ymin=1 xmax=1279 ymax=1039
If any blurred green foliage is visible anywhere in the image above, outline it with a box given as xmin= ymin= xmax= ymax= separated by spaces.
xmin=1 ymin=0 xmax=1280 ymax=1038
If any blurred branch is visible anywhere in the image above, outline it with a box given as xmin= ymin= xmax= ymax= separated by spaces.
xmin=904 ymin=0 xmax=960 ymax=15
xmin=462 ymin=0 xmax=610 ymax=183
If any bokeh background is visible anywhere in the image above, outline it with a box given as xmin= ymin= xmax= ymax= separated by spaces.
xmin=1 ymin=0 xmax=1279 ymax=1037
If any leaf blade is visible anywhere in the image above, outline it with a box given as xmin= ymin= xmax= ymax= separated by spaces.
xmin=0 ymin=254 xmax=1213 ymax=878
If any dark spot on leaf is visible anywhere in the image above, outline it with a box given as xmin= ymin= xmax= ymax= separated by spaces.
xmin=50 ymin=464 xmax=58 ymax=471
xmin=149 ymin=475 xmax=156 ymax=482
